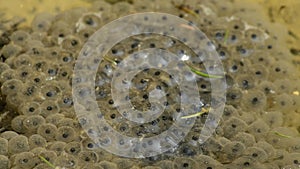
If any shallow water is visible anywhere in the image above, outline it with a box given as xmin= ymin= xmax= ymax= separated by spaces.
xmin=1 ymin=0 xmax=300 ymax=169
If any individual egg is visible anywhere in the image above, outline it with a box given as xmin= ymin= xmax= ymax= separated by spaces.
xmin=224 ymin=58 xmax=249 ymax=74
xmin=45 ymin=113 xmax=64 ymax=126
xmin=233 ymin=42 xmax=255 ymax=57
xmin=55 ymin=126 xmax=77 ymax=143
xmin=31 ymin=12 xmax=54 ymax=32
xmin=177 ymin=143 xmax=197 ymax=157
xmin=10 ymin=30 xmax=30 ymax=46
xmin=23 ymin=115 xmax=45 ymax=133
xmin=0 ymin=155 xmax=9 ymax=169
xmin=25 ymin=42 xmax=45 ymax=57
xmin=81 ymin=164 xmax=105 ymax=169
xmin=55 ymin=7 xmax=87 ymax=27
xmin=20 ymin=82 xmax=40 ymax=101
xmin=12 ymin=54 xmax=33 ymax=68
xmin=244 ymin=28 xmax=266 ymax=44
xmin=232 ymin=132 xmax=256 ymax=148
xmin=133 ymin=0 xmax=156 ymax=12
xmin=48 ymin=141 xmax=66 ymax=156
xmin=54 ymin=154 xmax=78 ymax=168
xmin=1 ymin=79 xmax=23 ymax=96
xmin=272 ymin=149 xmax=290 ymax=167
xmin=241 ymin=89 xmax=267 ymax=111
xmin=249 ymin=51 xmax=275 ymax=66
xmin=257 ymin=81 xmax=276 ymax=97
xmin=0 ymin=69 xmax=16 ymax=84
xmin=155 ymin=160 xmax=174 ymax=169
xmin=89 ymin=0 xmax=111 ymax=13
xmin=99 ymin=160 xmax=118 ymax=169
xmin=235 ymin=74 xmax=256 ymax=90
xmin=112 ymin=158 xmax=135 ymax=169
xmin=57 ymin=118 xmax=80 ymax=131
xmin=0 ymin=62 xmax=10 ymax=74
xmin=195 ymin=154 xmax=222 ymax=169
xmin=8 ymin=135 xmax=30 ymax=154
xmin=0 ymin=138 xmax=8 ymax=155
xmin=231 ymin=156 xmax=263 ymax=169
xmin=287 ymin=137 xmax=300 ymax=153
xmin=32 ymin=59 xmax=48 ymax=72
xmin=0 ymin=43 xmax=22 ymax=59
xmin=77 ymin=27 xmax=95 ymax=42
xmin=0 ymin=131 xmax=18 ymax=140
xmin=61 ymin=35 xmax=82 ymax=51
xmin=228 ymin=19 xmax=246 ymax=32
xmin=64 ymin=141 xmax=81 ymax=155
xmin=40 ymin=100 xmax=60 ymax=117
xmin=37 ymin=123 xmax=57 ymax=141
xmin=239 ymin=110 xmax=257 ymax=125
xmin=111 ymin=1 xmax=133 ymax=16
xmin=37 ymin=150 xmax=57 ymax=167
xmin=224 ymin=30 xmax=244 ymax=46
xmin=28 ymin=72 xmax=47 ymax=87
xmin=172 ymin=157 xmax=199 ymax=169
xmin=28 ymin=134 xmax=47 ymax=149
xmin=266 ymin=127 xmax=299 ymax=149
xmin=44 ymin=63 xmax=60 ymax=80
xmin=142 ymin=167 xmax=162 ymax=169
xmin=273 ymin=78 xmax=293 ymax=94
xmin=11 ymin=115 xmax=27 ymax=134
xmin=57 ymin=67 xmax=73 ymax=81
xmin=13 ymin=152 xmax=37 ymax=169
xmin=261 ymin=111 xmax=283 ymax=128
xmin=58 ymin=92 xmax=73 ymax=111
xmin=80 ymin=14 xmax=101 ymax=29
xmin=200 ymin=137 xmax=223 ymax=155
xmin=220 ymin=141 xmax=246 ymax=163
xmin=221 ymin=105 xmax=240 ymax=121
xmin=50 ymin=21 xmax=73 ymax=41
xmin=18 ymin=101 xmax=41 ymax=116
xmin=226 ymin=87 xmax=243 ymax=107
xmin=41 ymin=82 xmax=62 ymax=100
xmin=80 ymin=137 xmax=98 ymax=151
xmin=222 ymin=117 xmax=248 ymax=139
xmin=271 ymin=93 xmax=294 ymax=112
xmin=255 ymin=141 xmax=275 ymax=159
xmin=250 ymin=64 xmax=269 ymax=82
xmin=78 ymin=150 xmax=99 ymax=163
xmin=243 ymin=146 xmax=268 ymax=163
xmin=247 ymin=119 xmax=270 ymax=141
xmin=269 ymin=61 xmax=296 ymax=81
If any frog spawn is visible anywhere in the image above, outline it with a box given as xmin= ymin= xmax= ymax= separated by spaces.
xmin=0 ymin=0 xmax=299 ymax=168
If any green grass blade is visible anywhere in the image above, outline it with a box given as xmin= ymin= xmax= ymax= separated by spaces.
xmin=38 ymin=155 xmax=56 ymax=169
xmin=186 ymin=63 xmax=224 ymax=78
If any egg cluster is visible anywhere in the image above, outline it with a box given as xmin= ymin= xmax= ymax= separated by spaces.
xmin=0 ymin=0 xmax=299 ymax=168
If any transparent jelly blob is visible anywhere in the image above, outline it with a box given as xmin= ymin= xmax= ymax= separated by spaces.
xmin=73 ymin=12 xmax=226 ymax=158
